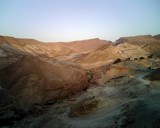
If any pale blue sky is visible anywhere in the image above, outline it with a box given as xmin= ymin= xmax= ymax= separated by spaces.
xmin=0 ymin=0 xmax=160 ymax=42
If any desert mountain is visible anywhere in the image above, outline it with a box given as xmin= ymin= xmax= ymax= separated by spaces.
xmin=115 ymin=35 xmax=160 ymax=55
xmin=66 ymin=38 xmax=112 ymax=52
xmin=0 ymin=36 xmax=73 ymax=58
xmin=70 ymin=35 xmax=160 ymax=69
xmin=0 ymin=36 xmax=110 ymax=59
xmin=0 ymin=34 xmax=160 ymax=128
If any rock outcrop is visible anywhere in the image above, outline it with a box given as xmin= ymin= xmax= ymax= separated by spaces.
xmin=0 ymin=87 xmax=23 ymax=127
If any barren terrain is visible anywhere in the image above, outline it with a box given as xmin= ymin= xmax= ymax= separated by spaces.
xmin=0 ymin=34 xmax=160 ymax=128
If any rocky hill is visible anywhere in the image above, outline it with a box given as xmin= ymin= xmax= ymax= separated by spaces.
xmin=0 ymin=56 xmax=88 ymax=111
xmin=70 ymin=35 xmax=160 ymax=69
xmin=0 ymin=36 xmax=110 ymax=58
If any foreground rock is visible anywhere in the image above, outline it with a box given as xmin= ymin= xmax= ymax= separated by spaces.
xmin=69 ymin=97 xmax=99 ymax=118
xmin=144 ymin=68 xmax=160 ymax=81
xmin=0 ymin=87 xmax=25 ymax=127
xmin=115 ymin=94 xmax=160 ymax=128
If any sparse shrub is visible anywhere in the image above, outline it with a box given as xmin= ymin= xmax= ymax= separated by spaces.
xmin=125 ymin=58 xmax=131 ymax=61
xmin=139 ymin=57 xmax=145 ymax=60
xmin=148 ymin=54 xmax=153 ymax=58
xmin=113 ymin=58 xmax=122 ymax=64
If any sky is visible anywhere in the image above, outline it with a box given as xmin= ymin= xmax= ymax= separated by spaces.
xmin=0 ymin=0 xmax=160 ymax=42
